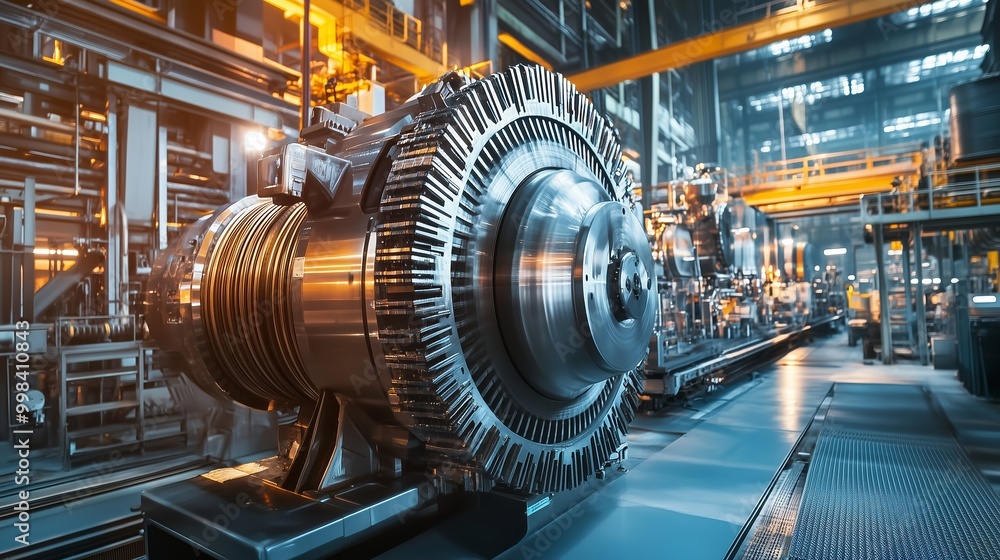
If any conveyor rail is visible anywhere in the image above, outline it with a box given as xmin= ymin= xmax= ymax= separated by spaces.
xmin=645 ymin=314 xmax=841 ymax=397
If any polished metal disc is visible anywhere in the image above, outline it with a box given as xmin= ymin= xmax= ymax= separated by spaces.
xmin=693 ymin=203 xmax=735 ymax=275
xmin=662 ymin=223 xmax=697 ymax=279
xmin=577 ymin=201 xmax=656 ymax=374
xmin=373 ymin=66 xmax=656 ymax=492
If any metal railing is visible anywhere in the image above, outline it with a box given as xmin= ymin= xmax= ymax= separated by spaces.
xmin=731 ymin=143 xmax=923 ymax=196
xmin=731 ymin=0 xmax=840 ymax=24
xmin=340 ymin=0 xmax=441 ymax=61
xmin=860 ymin=161 xmax=1000 ymax=222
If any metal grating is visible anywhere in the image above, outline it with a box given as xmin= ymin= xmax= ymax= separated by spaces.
xmin=787 ymin=384 xmax=1000 ymax=560
xmin=743 ymin=461 xmax=806 ymax=560
xmin=68 ymin=537 xmax=145 ymax=560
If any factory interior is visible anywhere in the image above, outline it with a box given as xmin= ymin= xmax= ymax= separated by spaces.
xmin=1 ymin=0 xmax=1000 ymax=558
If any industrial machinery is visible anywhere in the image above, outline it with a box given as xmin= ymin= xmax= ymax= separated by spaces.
xmin=947 ymin=73 xmax=1000 ymax=393
xmin=142 ymin=66 xmax=656 ymax=558
xmin=859 ymin=71 xmax=1000 ymax=366
xmin=642 ymin=166 xmax=842 ymax=402
xmin=847 ymin=289 xmax=879 ymax=352
xmin=956 ymin=291 xmax=1000 ymax=399
xmin=647 ymin=166 xmax=750 ymax=351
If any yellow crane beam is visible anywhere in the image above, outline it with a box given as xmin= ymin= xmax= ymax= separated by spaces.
xmin=498 ymin=33 xmax=553 ymax=70
xmin=568 ymin=0 xmax=920 ymax=92
xmin=750 ymin=196 xmax=867 ymax=216
xmin=741 ymin=172 xmax=913 ymax=208
xmin=733 ymin=145 xmax=924 ymax=213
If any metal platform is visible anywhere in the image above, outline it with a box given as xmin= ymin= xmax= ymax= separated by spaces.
xmin=731 ymin=144 xmax=923 ymax=217
xmin=376 ymin=333 xmax=1000 ymax=560
xmin=644 ymin=315 xmax=842 ymax=399
xmin=860 ymin=161 xmax=1000 ymax=228
xmin=787 ymin=384 xmax=1000 ymax=560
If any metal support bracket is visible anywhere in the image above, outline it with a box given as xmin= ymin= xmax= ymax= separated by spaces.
xmin=257 ymin=142 xmax=351 ymax=213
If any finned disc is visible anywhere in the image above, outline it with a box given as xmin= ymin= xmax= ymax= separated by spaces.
xmin=373 ymin=66 xmax=653 ymax=492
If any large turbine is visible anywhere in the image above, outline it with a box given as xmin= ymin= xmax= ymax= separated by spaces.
xmin=147 ymin=66 xmax=656 ymax=493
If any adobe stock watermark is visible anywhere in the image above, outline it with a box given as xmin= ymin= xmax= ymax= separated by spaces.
xmin=210 ymin=0 xmax=243 ymax=20
xmin=10 ymin=320 xmax=35 ymax=547
xmin=6 ymin=0 xmax=60 ymax=54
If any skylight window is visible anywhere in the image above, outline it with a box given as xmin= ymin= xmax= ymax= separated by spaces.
xmin=747 ymin=73 xmax=865 ymax=112
xmin=883 ymin=45 xmax=990 ymax=85
xmin=893 ymin=0 xmax=987 ymax=23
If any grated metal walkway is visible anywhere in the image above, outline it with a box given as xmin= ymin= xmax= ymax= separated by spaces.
xmin=787 ymin=384 xmax=1000 ymax=560
xmin=742 ymin=461 xmax=806 ymax=560
xmin=381 ymin=334 xmax=1000 ymax=560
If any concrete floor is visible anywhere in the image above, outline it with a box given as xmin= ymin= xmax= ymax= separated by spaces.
xmin=6 ymin=330 xmax=998 ymax=559
xmin=381 ymin=330 xmax=1000 ymax=560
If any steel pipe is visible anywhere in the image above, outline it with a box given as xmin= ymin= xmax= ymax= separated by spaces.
xmin=166 ymin=142 xmax=212 ymax=161
xmin=0 ymin=106 xmax=75 ymax=134
xmin=33 ymin=251 xmax=105 ymax=321
xmin=0 ymin=155 xmax=102 ymax=178
xmin=165 ymin=181 xmax=229 ymax=200
xmin=0 ymin=179 xmax=100 ymax=197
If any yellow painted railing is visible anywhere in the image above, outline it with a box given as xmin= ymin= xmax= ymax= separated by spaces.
xmin=731 ymin=143 xmax=924 ymax=197
xmin=341 ymin=0 xmax=424 ymax=54
xmin=268 ymin=0 xmax=448 ymax=80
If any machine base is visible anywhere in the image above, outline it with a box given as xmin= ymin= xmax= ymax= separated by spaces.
xmin=142 ymin=468 xmax=423 ymax=560
xmin=142 ymin=456 xmax=628 ymax=559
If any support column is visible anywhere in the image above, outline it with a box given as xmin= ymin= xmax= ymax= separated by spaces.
xmin=914 ymin=224 xmax=929 ymax=365
xmin=639 ymin=77 xmax=659 ymax=206
xmin=708 ymin=60 xmax=722 ymax=164
xmin=229 ymin=123 xmax=248 ymax=202
xmin=873 ymin=66 xmax=884 ymax=148
xmin=636 ymin=0 xmax=658 ymax=211
xmin=948 ymin=232 xmax=955 ymax=281
xmin=301 ymin=0 xmax=311 ymax=129
xmin=1 ymin=205 xmax=13 ymax=324
xmin=106 ymin=93 xmax=121 ymax=316
xmin=874 ymin=224 xmax=894 ymax=364
xmin=668 ymin=72 xmax=675 ymax=180
xmin=742 ymin=95 xmax=752 ymax=173
xmin=482 ymin=0 xmax=498 ymax=68
xmin=902 ymin=238 xmax=915 ymax=352
xmin=850 ymin=243 xmax=857 ymax=282
xmin=21 ymin=177 xmax=35 ymax=320
xmin=558 ymin=1 xmax=566 ymax=60
xmin=156 ymin=125 xmax=169 ymax=253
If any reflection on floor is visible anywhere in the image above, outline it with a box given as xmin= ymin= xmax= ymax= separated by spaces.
xmin=379 ymin=330 xmax=1000 ymax=560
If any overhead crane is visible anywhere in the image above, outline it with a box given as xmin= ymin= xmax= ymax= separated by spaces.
xmin=567 ymin=0 xmax=936 ymax=92
xmin=729 ymin=144 xmax=925 ymax=217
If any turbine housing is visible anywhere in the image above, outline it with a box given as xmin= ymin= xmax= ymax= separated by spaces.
xmin=147 ymin=66 xmax=656 ymax=494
